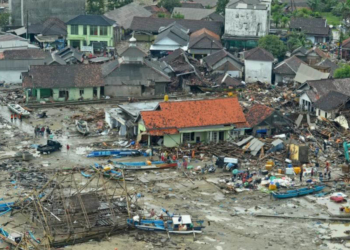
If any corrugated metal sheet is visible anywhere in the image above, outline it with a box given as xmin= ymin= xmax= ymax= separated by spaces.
xmin=235 ymin=135 xmax=254 ymax=147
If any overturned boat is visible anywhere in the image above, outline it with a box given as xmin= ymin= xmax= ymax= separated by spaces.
xmin=75 ymin=120 xmax=89 ymax=135
xmin=7 ymin=104 xmax=30 ymax=117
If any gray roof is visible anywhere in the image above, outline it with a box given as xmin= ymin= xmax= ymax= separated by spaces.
xmin=189 ymin=32 xmax=222 ymax=50
xmin=294 ymin=64 xmax=329 ymax=83
xmin=290 ymin=17 xmax=329 ymax=36
xmin=313 ymin=91 xmax=350 ymax=111
xmin=227 ymin=0 xmax=268 ymax=9
xmin=307 ymin=78 xmax=350 ymax=98
xmin=208 ymin=12 xmax=224 ymax=22
xmin=2 ymin=49 xmax=49 ymax=60
xmin=291 ymin=46 xmax=308 ymax=56
xmin=66 ymin=15 xmax=116 ymax=26
xmin=0 ymin=32 xmax=27 ymax=42
xmin=23 ymin=64 xmax=104 ymax=88
xmin=130 ymin=17 xmax=223 ymax=36
xmin=190 ymin=0 xmax=218 ymax=7
xmin=28 ymin=17 xmax=67 ymax=36
xmin=154 ymin=23 xmax=189 ymax=46
xmin=172 ymin=7 xmax=215 ymax=20
xmin=101 ymin=60 xmax=120 ymax=77
xmin=316 ymin=59 xmax=339 ymax=77
xmin=274 ymin=56 xmax=306 ymax=75
xmin=51 ymin=47 xmax=84 ymax=65
xmin=180 ymin=2 xmax=204 ymax=8
xmin=244 ymin=47 xmax=274 ymax=61
xmin=203 ymin=49 xmax=242 ymax=68
xmin=104 ymin=2 xmax=152 ymax=29
xmin=121 ymin=46 xmax=147 ymax=58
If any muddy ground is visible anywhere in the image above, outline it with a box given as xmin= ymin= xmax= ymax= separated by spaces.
xmin=0 ymin=98 xmax=349 ymax=250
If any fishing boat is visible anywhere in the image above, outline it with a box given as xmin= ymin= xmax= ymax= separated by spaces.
xmin=75 ymin=120 xmax=90 ymax=135
xmin=116 ymin=161 xmax=164 ymax=166
xmin=116 ymin=162 xmax=178 ymax=171
xmin=271 ymin=186 xmax=324 ymax=199
xmin=7 ymin=104 xmax=30 ymax=117
xmin=87 ymin=149 xmax=141 ymax=158
xmin=90 ymin=163 xmax=134 ymax=181
xmin=127 ymin=214 xmax=204 ymax=234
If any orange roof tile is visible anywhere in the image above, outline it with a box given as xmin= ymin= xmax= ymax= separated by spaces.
xmin=141 ymin=98 xmax=247 ymax=135
xmin=246 ymin=104 xmax=274 ymax=127
xmin=190 ymin=28 xmax=220 ymax=41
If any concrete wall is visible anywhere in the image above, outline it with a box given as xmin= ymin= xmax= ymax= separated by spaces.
xmin=316 ymin=108 xmax=334 ymax=119
xmin=245 ymin=60 xmax=272 ymax=83
xmin=225 ymin=8 xmax=269 ymax=37
xmin=67 ymin=25 xmax=114 ymax=48
xmin=10 ymin=0 xmax=86 ymax=26
xmin=0 ymin=70 xmax=23 ymax=84
xmin=164 ymin=134 xmax=181 ymax=147
xmin=33 ymin=87 xmax=100 ymax=102
xmin=105 ymin=85 xmax=142 ymax=97
xmin=275 ymin=74 xmax=295 ymax=85
xmin=299 ymin=93 xmax=314 ymax=112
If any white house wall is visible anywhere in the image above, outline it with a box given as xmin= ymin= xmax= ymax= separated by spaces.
xmin=225 ymin=8 xmax=269 ymax=37
xmin=0 ymin=70 xmax=23 ymax=84
xmin=244 ymin=60 xmax=272 ymax=83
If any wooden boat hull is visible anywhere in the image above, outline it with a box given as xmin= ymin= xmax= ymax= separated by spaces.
xmin=87 ymin=149 xmax=141 ymax=158
xmin=7 ymin=104 xmax=30 ymax=117
xmin=272 ymin=186 xmax=324 ymax=199
xmin=116 ymin=163 xmax=178 ymax=171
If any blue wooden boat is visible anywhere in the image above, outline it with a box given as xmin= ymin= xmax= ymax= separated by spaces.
xmin=115 ymin=162 xmax=178 ymax=171
xmin=115 ymin=161 xmax=164 ymax=166
xmin=87 ymin=149 xmax=141 ymax=158
xmin=271 ymin=186 xmax=324 ymax=199
xmin=0 ymin=202 xmax=14 ymax=212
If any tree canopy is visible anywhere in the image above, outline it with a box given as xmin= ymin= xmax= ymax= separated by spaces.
xmin=107 ymin=0 xmax=133 ymax=10
xmin=87 ymin=0 xmax=105 ymax=14
xmin=0 ymin=13 xmax=10 ymax=29
xmin=334 ymin=64 xmax=350 ymax=79
xmin=160 ymin=0 xmax=181 ymax=12
xmin=258 ymin=35 xmax=287 ymax=58
xmin=216 ymin=0 xmax=229 ymax=15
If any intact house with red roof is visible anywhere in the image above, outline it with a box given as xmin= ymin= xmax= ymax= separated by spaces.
xmin=245 ymin=104 xmax=292 ymax=137
xmin=137 ymin=98 xmax=249 ymax=147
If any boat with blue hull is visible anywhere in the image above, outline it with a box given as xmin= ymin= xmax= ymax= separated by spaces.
xmin=115 ymin=161 xmax=164 ymax=166
xmin=87 ymin=149 xmax=141 ymax=158
xmin=271 ymin=186 xmax=324 ymax=199
xmin=127 ymin=214 xmax=204 ymax=234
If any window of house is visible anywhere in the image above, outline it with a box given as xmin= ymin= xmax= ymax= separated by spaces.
xmin=71 ymin=25 xmax=79 ymax=35
xmin=79 ymin=89 xmax=84 ymax=96
xmin=83 ymin=25 xmax=87 ymax=35
xmin=318 ymin=110 xmax=321 ymax=116
xmin=212 ymin=132 xmax=218 ymax=142
xmin=90 ymin=26 xmax=98 ymax=35
xmin=325 ymin=112 xmax=327 ymax=118
xmin=59 ymin=90 xmax=66 ymax=98
xmin=100 ymin=26 xmax=108 ymax=36
xmin=183 ymin=132 xmax=194 ymax=142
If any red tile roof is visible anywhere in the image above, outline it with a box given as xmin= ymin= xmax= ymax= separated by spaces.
xmin=141 ymin=98 xmax=248 ymax=135
xmin=246 ymin=104 xmax=274 ymax=127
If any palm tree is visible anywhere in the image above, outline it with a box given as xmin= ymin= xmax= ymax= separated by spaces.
xmin=281 ymin=16 xmax=289 ymax=28
xmin=307 ymin=0 xmax=320 ymax=11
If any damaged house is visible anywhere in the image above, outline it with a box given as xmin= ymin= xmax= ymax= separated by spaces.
xmin=313 ymin=91 xmax=350 ymax=119
xmin=22 ymin=64 xmax=104 ymax=103
xmin=102 ymin=39 xmax=171 ymax=97
xmin=245 ymin=104 xmax=292 ymax=136
xmin=105 ymin=101 xmax=159 ymax=138
xmin=274 ymin=56 xmax=306 ymax=85
xmin=138 ymin=98 xmax=248 ymax=147
xmin=202 ymin=49 xmax=243 ymax=78
xmin=298 ymin=78 xmax=350 ymax=113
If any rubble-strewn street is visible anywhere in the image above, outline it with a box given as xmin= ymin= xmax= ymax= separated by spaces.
xmin=2 ymin=0 xmax=350 ymax=248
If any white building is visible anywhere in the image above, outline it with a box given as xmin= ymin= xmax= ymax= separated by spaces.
xmin=313 ymin=91 xmax=350 ymax=119
xmin=0 ymin=32 xmax=38 ymax=52
xmin=223 ymin=0 xmax=271 ymax=47
xmin=244 ymin=47 xmax=274 ymax=84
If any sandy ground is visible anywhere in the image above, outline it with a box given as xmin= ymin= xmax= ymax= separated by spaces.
xmin=0 ymin=98 xmax=350 ymax=249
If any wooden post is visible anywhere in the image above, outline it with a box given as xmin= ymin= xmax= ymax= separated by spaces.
xmin=122 ymin=170 xmax=131 ymax=218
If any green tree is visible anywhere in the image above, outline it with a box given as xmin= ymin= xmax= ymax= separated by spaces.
xmin=0 ymin=12 xmax=10 ymax=29
xmin=334 ymin=64 xmax=350 ymax=78
xmin=272 ymin=13 xmax=282 ymax=27
xmin=107 ymin=0 xmax=132 ymax=10
xmin=87 ymin=0 xmax=105 ymax=14
xmin=172 ymin=12 xmax=184 ymax=19
xmin=307 ymin=0 xmax=320 ymax=11
xmin=159 ymin=0 xmax=181 ymax=12
xmin=216 ymin=0 xmax=229 ymax=14
xmin=286 ymin=31 xmax=311 ymax=51
xmin=258 ymin=35 xmax=287 ymax=58
xmin=281 ymin=16 xmax=289 ymax=28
